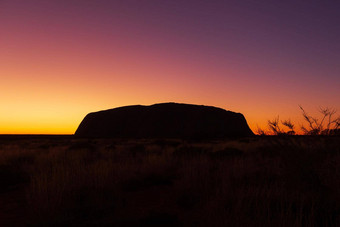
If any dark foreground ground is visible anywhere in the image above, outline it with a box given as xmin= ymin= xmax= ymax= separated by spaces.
xmin=0 ymin=135 xmax=339 ymax=226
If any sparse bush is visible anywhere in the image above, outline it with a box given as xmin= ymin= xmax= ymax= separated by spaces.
xmin=299 ymin=105 xmax=340 ymax=135
xmin=255 ymin=125 xmax=267 ymax=136
xmin=258 ymin=106 xmax=339 ymax=135
xmin=281 ymin=119 xmax=295 ymax=135
xmin=268 ymin=116 xmax=283 ymax=135
xmin=259 ymin=116 xmax=296 ymax=135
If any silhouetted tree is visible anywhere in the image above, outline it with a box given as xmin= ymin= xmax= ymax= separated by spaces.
xmin=257 ymin=106 xmax=339 ymax=135
xmin=299 ymin=105 xmax=339 ymax=135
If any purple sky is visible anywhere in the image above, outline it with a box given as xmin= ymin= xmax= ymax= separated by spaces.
xmin=1 ymin=0 xmax=339 ymax=133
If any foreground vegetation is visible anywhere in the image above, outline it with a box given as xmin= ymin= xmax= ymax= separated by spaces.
xmin=257 ymin=106 xmax=340 ymax=136
xmin=0 ymin=135 xmax=339 ymax=226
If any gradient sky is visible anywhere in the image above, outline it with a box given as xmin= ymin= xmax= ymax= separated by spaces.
xmin=1 ymin=0 xmax=339 ymax=134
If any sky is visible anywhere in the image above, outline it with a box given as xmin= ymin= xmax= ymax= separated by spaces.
xmin=1 ymin=0 xmax=339 ymax=134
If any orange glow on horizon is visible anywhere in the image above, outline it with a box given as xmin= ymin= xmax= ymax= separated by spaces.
xmin=1 ymin=1 xmax=339 ymax=135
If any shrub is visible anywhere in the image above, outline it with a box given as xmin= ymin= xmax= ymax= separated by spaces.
xmin=299 ymin=106 xmax=340 ymax=135
xmin=258 ymin=106 xmax=339 ymax=135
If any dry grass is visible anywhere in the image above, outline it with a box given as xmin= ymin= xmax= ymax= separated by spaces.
xmin=0 ymin=136 xmax=339 ymax=226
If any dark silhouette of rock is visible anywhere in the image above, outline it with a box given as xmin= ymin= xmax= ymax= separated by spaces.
xmin=75 ymin=103 xmax=254 ymax=138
